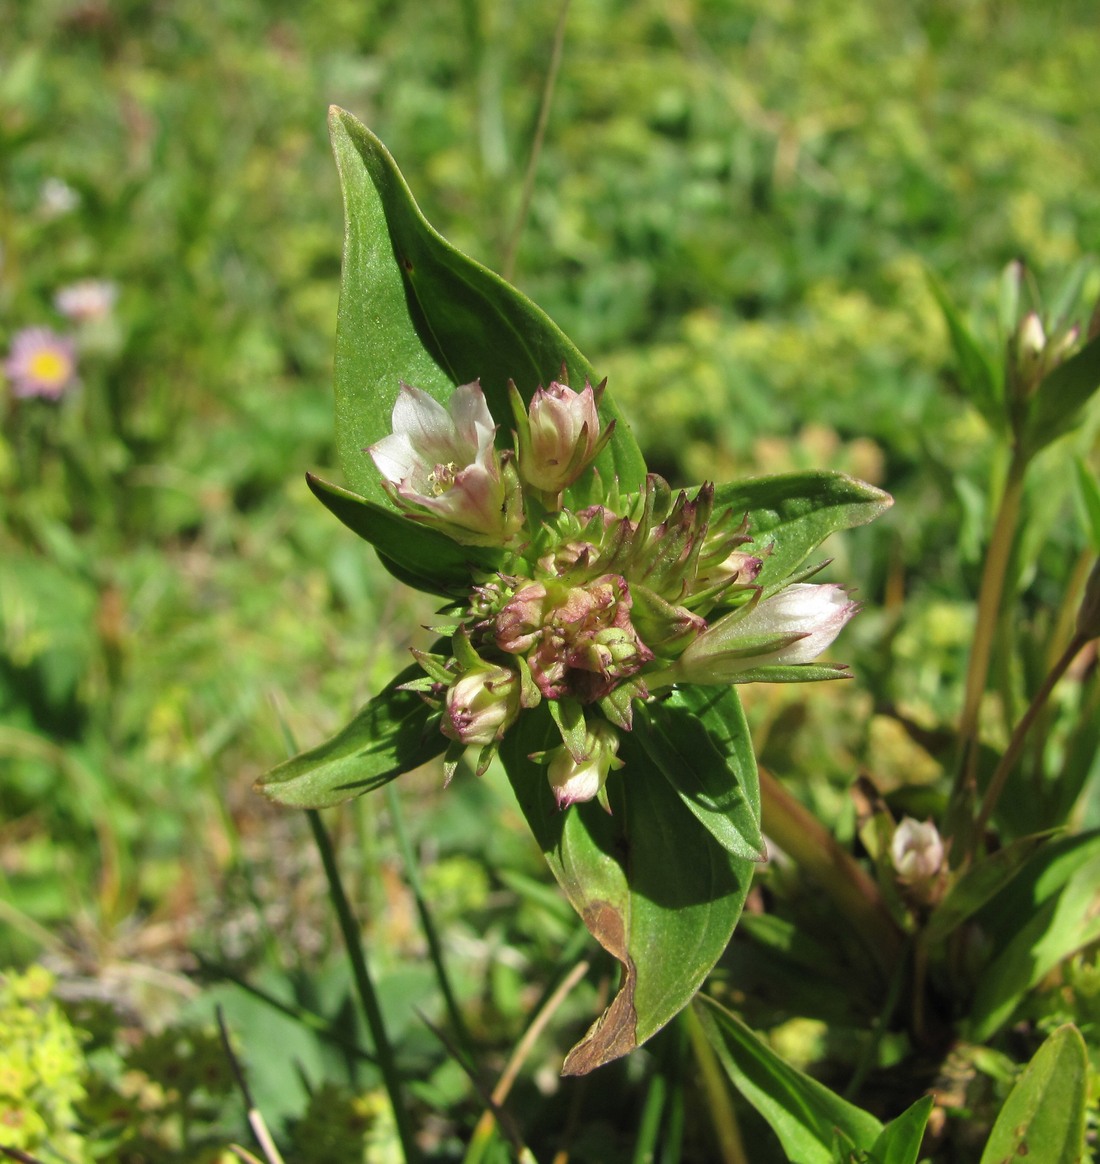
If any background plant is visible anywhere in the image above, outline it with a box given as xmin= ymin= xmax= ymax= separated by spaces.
xmin=1 ymin=0 xmax=1099 ymax=1160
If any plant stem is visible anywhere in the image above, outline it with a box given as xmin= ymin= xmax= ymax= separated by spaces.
xmin=759 ymin=767 xmax=904 ymax=981
xmin=306 ymin=809 xmax=420 ymax=1164
xmin=500 ymin=0 xmax=571 ymax=282
xmin=384 ymin=782 xmax=476 ymax=1060
xmin=973 ymin=631 xmax=1089 ymax=838
xmin=686 ymin=1004 xmax=750 ymax=1164
xmin=952 ymin=449 xmax=1029 ymax=819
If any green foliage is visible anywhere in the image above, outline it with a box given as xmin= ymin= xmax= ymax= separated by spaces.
xmin=2 ymin=0 xmax=1100 ymax=1159
xmin=979 ymin=1025 xmax=1089 ymax=1164
xmin=0 ymin=965 xmax=88 ymax=1161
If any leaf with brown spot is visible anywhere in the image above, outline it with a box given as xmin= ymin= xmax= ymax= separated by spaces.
xmin=502 ymin=704 xmax=756 ymax=1073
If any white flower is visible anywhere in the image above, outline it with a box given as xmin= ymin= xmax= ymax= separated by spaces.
xmin=369 ymin=381 xmax=522 ymax=544
xmin=656 ymin=583 xmax=859 ymax=686
xmin=891 ymin=817 xmax=945 ymax=885
xmin=54 ymin=279 xmax=118 ymax=323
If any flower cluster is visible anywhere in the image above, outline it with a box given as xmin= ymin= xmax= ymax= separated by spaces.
xmin=370 ymin=377 xmax=859 ymax=809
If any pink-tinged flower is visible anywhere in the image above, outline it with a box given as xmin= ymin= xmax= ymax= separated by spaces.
xmin=3 ymin=328 xmax=78 ymax=399
xmin=655 ymin=583 xmax=859 ymax=686
xmin=54 ymin=279 xmax=118 ymax=323
xmin=441 ymin=663 xmax=521 ymax=747
xmin=546 ymin=719 xmax=623 ymax=809
xmin=890 ymin=818 xmax=945 ymax=885
xmin=495 ymin=574 xmax=653 ymax=702
xmin=511 ymin=379 xmax=614 ymax=499
xmin=369 ymin=381 xmax=523 ymax=545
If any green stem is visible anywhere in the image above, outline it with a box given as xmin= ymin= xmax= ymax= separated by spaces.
xmin=973 ymin=631 xmax=1089 ymax=839
xmin=500 ymin=0 xmax=571 ymax=282
xmin=759 ymin=767 xmax=904 ymax=982
xmin=306 ymin=809 xmax=420 ymax=1164
xmin=686 ymin=1005 xmax=750 ymax=1164
xmin=952 ymin=449 xmax=1029 ymax=818
xmin=384 ymin=783 xmax=476 ymax=1061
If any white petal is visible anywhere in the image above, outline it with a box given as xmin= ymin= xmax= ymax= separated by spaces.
xmin=391 ymin=384 xmax=461 ymax=458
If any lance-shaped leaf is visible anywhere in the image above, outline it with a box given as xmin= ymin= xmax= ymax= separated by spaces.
xmin=709 ymin=472 xmax=892 ymax=592
xmin=328 ymin=107 xmax=647 ymax=506
xmin=501 ymin=708 xmax=755 ymax=1074
xmin=694 ymin=995 xmax=884 ymax=1163
xmin=635 ymin=686 xmax=764 ymax=862
xmin=306 ymin=472 xmax=493 ymax=597
xmin=920 ymin=831 xmax=1053 ymax=947
xmin=868 ymin=1096 xmax=935 ymax=1164
xmin=1023 ymin=331 xmax=1100 ymax=456
xmin=979 ymin=1025 xmax=1088 ymax=1164
xmin=967 ymin=831 xmax=1100 ymax=1042
xmin=927 ymin=272 xmax=1004 ymax=434
xmin=259 ymin=661 xmax=446 ymax=808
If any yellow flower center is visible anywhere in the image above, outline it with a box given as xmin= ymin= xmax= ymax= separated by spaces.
xmin=28 ymin=350 xmax=71 ymax=387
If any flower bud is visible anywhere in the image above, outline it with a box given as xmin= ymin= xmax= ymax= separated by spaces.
xmin=441 ymin=663 xmax=521 ymax=747
xmin=890 ymin=817 xmax=945 ymax=884
xmin=890 ymin=817 xmax=947 ymax=907
xmin=511 ymin=379 xmax=614 ymax=498
xmin=660 ymin=583 xmax=859 ymax=686
xmin=369 ymin=381 xmax=524 ymax=545
xmin=496 ymin=574 xmax=653 ymax=701
xmin=546 ymin=719 xmax=623 ymax=809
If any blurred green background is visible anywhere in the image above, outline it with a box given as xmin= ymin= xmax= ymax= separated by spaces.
xmin=1 ymin=0 xmax=1098 ymax=1154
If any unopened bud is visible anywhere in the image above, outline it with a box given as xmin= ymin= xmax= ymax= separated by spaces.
xmin=546 ymin=719 xmax=623 ymax=809
xmin=891 ymin=817 xmax=945 ymax=890
xmin=441 ymin=664 xmax=521 ymax=747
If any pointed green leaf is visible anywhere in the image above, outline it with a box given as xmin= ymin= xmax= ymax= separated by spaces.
xmin=868 ymin=1096 xmax=934 ymax=1164
xmin=305 ymin=473 xmax=492 ymax=597
xmin=695 ymin=995 xmax=883 ymax=1163
xmin=501 ymin=708 xmax=755 ymax=1074
xmin=921 ymin=832 xmax=1053 ymax=946
xmin=328 ymin=107 xmax=646 ymax=505
xmin=710 ymin=472 xmax=892 ymax=592
xmin=258 ymin=661 xmax=446 ymax=808
xmin=636 ymin=687 xmax=764 ymax=861
xmin=927 ymin=272 xmax=1004 ymax=432
xmin=1023 ymin=331 xmax=1100 ymax=456
xmin=968 ymin=832 xmax=1100 ymax=1041
xmin=979 ymin=1025 xmax=1088 ymax=1164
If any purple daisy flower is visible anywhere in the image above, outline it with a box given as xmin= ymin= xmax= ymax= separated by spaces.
xmin=3 ymin=327 xmax=78 ymax=399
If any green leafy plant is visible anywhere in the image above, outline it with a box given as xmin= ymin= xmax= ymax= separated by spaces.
xmin=261 ymin=111 xmax=891 ymax=1088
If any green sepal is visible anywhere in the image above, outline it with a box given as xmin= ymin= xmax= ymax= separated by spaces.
xmin=407 ymin=648 xmax=454 ymax=687
xmin=549 ymin=696 xmax=588 ymax=762
xmin=727 ymin=662 xmax=853 ymax=684
xmin=306 ymin=472 xmax=490 ymax=598
xmin=258 ymin=660 xmax=447 ymax=808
